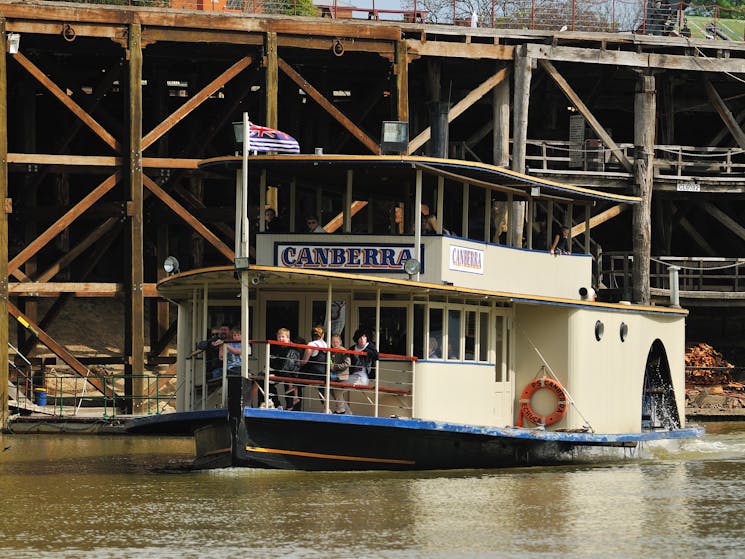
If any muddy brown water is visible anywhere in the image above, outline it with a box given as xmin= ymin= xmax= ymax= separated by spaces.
xmin=0 ymin=422 xmax=743 ymax=558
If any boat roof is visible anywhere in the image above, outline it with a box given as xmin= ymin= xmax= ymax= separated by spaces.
xmin=158 ymin=265 xmax=687 ymax=317
xmin=199 ymin=155 xmax=640 ymax=205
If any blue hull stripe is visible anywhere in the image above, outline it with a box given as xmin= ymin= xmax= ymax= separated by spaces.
xmin=243 ymin=408 xmax=704 ymax=444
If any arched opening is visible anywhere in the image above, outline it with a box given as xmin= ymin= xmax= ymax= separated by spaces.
xmin=642 ymin=339 xmax=681 ymax=430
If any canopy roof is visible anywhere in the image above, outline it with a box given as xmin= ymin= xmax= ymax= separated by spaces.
xmin=199 ymin=154 xmax=640 ymax=205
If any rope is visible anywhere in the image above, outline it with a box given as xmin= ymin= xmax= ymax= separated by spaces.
xmin=655 ymin=145 xmax=745 ymax=158
xmin=518 ymin=326 xmax=594 ymax=432
xmin=649 ymin=257 xmax=745 ymax=271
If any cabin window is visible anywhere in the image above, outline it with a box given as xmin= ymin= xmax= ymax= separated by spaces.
xmin=447 ymin=309 xmax=462 ymax=360
xmin=413 ymin=304 xmax=425 ymax=359
xmin=429 ymin=307 xmax=444 ymax=359
xmin=479 ymin=311 xmax=489 ymax=362
xmin=357 ymin=305 xmax=408 ymax=355
xmin=465 ymin=311 xmax=476 ymax=360
xmin=494 ymin=315 xmax=504 ymax=381
xmin=265 ymin=300 xmax=300 ymax=342
xmin=311 ymin=300 xmax=347 ymax=338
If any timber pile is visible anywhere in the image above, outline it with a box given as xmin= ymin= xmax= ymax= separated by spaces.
xmin=685 ymin=342 xmax=734 ymax=386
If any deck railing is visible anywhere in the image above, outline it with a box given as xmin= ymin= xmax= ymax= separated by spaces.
xmin=31 ymin=0 xmax=745 ymax=39
xmin=248 ymin=339 xmax=415 ymax=418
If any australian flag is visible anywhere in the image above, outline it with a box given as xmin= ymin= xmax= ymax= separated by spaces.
xmin=248 ymin=123 xmax=300 ymax=154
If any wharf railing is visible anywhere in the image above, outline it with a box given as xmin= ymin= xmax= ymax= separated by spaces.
xmin=600 ymin=253 xmax=745 ymax=297
xmin=525 ymin=140 xmax=745 ymax=177
xmin=8 ymin=369 xmax=177 ymax=418
xmin=41 ymin=0 xmax=745 ymax=39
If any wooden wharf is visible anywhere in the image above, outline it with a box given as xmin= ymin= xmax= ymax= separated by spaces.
xmin=2 ymin=0 xmax=745 ymax=424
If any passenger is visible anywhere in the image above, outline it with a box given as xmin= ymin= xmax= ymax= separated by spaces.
xmin=550 ymin=226 xmax=571 ymax=255
xmin=305 ymin=215 xmax=327 ymax=233
xmin=263 ymin=207 xmax=281 ymax=233
xmin=349 ymin=329 xmax=379 ymax=384
xmin=209 ymin=325 xmax=242 ymax=379
xmin=196 ymin=325 xmax=222 ymax=375
xmin=428 ymin=336 xmax=442 ymax=359
xmin=293 ymin=325 xmax=328 ymax=411
xmin=329 ymin=334 xmax=352 ymax=414
xmin=259 ymin=327 xmax=300 ymax=409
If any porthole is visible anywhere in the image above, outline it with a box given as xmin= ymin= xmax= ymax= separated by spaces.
xmin=620 ymin=322 xmax=628 ymax=342
xmin=595 ymin=320 xmax=604 ymax=341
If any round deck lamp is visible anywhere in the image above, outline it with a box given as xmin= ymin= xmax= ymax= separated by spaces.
xmin=403 ymin=258 xmax=421 ymax=278
xmin=163 ymin=256 xmax=180 ymax=275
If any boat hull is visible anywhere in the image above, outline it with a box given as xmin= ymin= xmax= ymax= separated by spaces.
xmin=230 ymin=409 xmax=702 ymax=471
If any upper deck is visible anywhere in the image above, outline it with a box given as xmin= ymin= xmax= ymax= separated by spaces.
xmin=201 ymin=154 xmax=640 ymax=301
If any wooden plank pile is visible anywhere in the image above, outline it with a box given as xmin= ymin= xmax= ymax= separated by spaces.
xmin=685 ymin=342 xmax=734 ymax=386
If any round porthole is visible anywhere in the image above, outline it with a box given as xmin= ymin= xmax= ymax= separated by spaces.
xmin=595 ymin=320 xmax=604 ymax=341
xmin=620 ymin=322 xmax=628 ymax=342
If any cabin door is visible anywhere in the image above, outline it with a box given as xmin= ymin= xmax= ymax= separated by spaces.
xmin=493 ymin=310 xmax=512 ymax=424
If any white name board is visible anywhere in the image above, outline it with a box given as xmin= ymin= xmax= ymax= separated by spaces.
xmin=275 ymin=242 xmax=422 ymax=273
xmin=677 ymin=180 xmax=700 ymax=192
xmin=449 ymin=245 xmax=484 ymax=274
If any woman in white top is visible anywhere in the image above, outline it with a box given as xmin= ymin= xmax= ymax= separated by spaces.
xmin=294 ymin=325 xmax=328 ymax=411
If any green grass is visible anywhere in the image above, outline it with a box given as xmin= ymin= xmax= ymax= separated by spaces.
xmin=685 ymin=15 xmax=744 ymax=40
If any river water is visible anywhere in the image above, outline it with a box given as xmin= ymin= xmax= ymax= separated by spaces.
xmin=0 ymin=422 xmax=743 ymax=558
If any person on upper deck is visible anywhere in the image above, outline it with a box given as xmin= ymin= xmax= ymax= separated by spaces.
xmin=550 ymin=226 xmax=571 ymax=255
xmin=349 ymin=329 xmax=379 ymax=384
xmin=306 ymin=215 xmax=327 ymax=233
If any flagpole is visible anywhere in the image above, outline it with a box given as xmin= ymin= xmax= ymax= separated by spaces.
xmin=240 ymin=112 xmax=250 ymax=383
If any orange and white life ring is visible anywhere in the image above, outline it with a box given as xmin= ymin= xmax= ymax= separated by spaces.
xmin=519 ymin=377 xmax=567 ymax=426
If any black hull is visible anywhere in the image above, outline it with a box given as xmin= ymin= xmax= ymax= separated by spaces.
xmin=232 ymin=413 xmax=582 ymax=471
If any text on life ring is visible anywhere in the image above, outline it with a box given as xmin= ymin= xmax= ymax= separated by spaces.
xmin=519 ymin=377 xmax=567 ymax=426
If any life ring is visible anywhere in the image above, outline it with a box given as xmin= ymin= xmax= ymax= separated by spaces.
xmin=519 ymin=377 xmax=567 ymax=426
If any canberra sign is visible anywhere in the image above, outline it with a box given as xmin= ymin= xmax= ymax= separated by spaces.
xmin=275 ymin=242 xmax=424 ymax=273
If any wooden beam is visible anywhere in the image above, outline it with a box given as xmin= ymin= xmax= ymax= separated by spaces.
xmin=408 ymin=68 xmax=509 ymax=155
xmin=0 ymin=22 xmax=8 ymax=428
xmin=701 ymin=201 xmax=745 ymax=243
xmin=632 ymin=73 xmax=655 ymax=305
xmin=704 ymin=79 xmax=745 ymax=151
xmin=11 ymin=51 xmax=120 ymax=152
xmin=406 ymin=41 xmax=514 ymax=60
xmin=278 ymin=57 xmax=380 ymax=154
xmin=396 ymin=40 xmax=409 ymax=127
xmin=10 ymin=282 xmax=124 ymax=296
xmin=539 ymin=59 xmax=633 ymax=172
xmin=7 ymin=301 xmax=115 ymax=399
xmin=36 ymin=218 xmax=120 ymax=283
xmin=8 ymin=173 xmax=120 ymax=276
xmin=710 ymin=107 xmax=745 ymax=147
xmin=127 ymin=23 xmax=145 ymax=413
xmin=142 ymin=56 xmax=252 ymax=150
xmin=324 ymin=201 xmax=368 ymax=233
xmin=10 ymin=282 xmax=158 ymax=297
xmin=526 ymin=43 xmax=745 ymax=73
xmin=570 ymin=203 xmax=628 ymax=236
xmin=143 ymin=175 xmax=235 ymax=262
xmin=265 ymin=33 xmax=277 ymax=129
xmin=679 ymin=216 xmax=717 ymax=256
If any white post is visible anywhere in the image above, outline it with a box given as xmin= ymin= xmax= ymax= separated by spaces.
xmin=240 ymin=113 xmax=251 ymax=384
xmin=669 ymin=265 xmax=681 ymax=308
xmin=414 ymin=169 xmax=422 ymax=281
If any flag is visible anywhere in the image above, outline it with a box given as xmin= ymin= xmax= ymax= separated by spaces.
xmin=248 ymin=123 xmax=300 ymax=154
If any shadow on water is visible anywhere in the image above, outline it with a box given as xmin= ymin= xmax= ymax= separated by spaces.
xmin=0 ymin=424 xmax=744 ymax=558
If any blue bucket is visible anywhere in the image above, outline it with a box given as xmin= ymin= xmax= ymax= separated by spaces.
xmin=34 ymin=388 xmax=46 ymax=407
